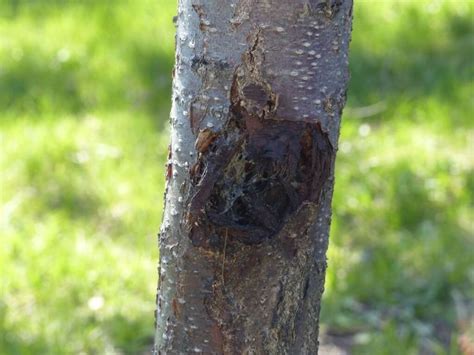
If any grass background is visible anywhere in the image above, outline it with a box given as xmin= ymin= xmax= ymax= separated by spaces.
xmin=0 ymin=0 xmax=472 ymax=354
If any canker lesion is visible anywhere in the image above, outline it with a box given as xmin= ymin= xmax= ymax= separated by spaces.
xmin=187 ymin=102 xmax=332 ymax=248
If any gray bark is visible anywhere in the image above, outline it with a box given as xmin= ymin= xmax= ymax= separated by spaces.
xmin=154 ymin=1 xmax=353 ymax=353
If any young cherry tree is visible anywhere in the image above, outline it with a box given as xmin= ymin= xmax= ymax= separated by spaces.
xmin=155 ymin=1 xmax=353 ymax=353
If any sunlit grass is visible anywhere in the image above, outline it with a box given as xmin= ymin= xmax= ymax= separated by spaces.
xmin=0 ymin=0 xmax=472 ymax=353
xmin=1 ymin=112 xmax=169 ymax=353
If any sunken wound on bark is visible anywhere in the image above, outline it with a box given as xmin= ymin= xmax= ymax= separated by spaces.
xmin=187 ymin=85 xmax=333 ymax=248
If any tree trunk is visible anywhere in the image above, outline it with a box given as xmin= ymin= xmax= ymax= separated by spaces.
xmin=154 ymin=1 xmax=353 ymax=353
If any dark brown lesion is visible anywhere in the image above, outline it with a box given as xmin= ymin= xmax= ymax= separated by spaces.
xmin=187 ymin=91 xmax=333 ymax=248
xmin=216 ymin=123 xmax=329 ymax=226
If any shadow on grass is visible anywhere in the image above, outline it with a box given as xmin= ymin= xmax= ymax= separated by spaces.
xmin=19 ymin=143 xmax=105 ymax=220
xmin=349 ymin=9 xmax=473 ymax=122
xmin=126 ymin=45 xmax=174 ymax=129
xmin=0 ymin=0 xmax=174 ymax=127
xmin=0 ymin=0 xmax=119 ymax=18
xmin=0 ymin=47 xmax=173 ymax=124
xmin=103 ymin=314 xmax=154 ymax=355
xmin=0 ymin=52 xmax=85 ymax=115
xmin=0 ymin=302 xmax=52 ymax=355
xmin=0 ymin=332 xmax=52 ymax=355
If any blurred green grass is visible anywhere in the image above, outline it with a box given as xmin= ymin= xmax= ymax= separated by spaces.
xmin=0 ymin=0 xmax=472 ymax=354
